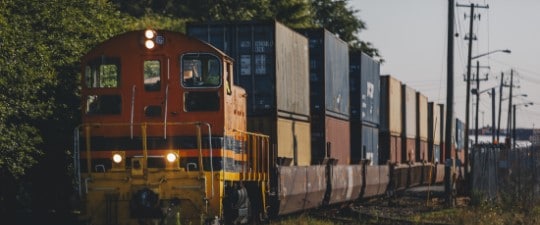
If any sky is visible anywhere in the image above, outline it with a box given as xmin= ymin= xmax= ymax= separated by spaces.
xmin=350 ymin=0 xmax=540 ymax=129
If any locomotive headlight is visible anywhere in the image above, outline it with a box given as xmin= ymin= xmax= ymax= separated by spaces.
xmin=111 ymin=151 xmax=126 ymax=171
xmin=144 ymin=29 xmax=156 ymax=39
xmin=145 ymin=40 xmax=155 ymax=49
xmin=113 ymin=153 xmax=123 ymax=163
xmin=166 ymin=153 xmax=177 ymax=163
xmin=165 ymin=151 xmax=180 ymax=170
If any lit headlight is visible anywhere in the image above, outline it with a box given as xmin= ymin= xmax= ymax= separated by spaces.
xmin=166 ymin=153 xmax=177 ymax=163
xmin=113 ymin=153 xmax=123 ymax=163
xmin=145 ymin=40 xmax=155 ymax=49
xmin=145 ymin=29 xmax=156 ymax=39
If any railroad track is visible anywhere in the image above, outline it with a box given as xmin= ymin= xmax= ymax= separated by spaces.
xmin=307 ymin=191 xmax=456 ymax=225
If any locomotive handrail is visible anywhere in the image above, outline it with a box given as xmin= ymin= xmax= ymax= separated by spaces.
xmin=163 ymin=84 xmax=169 ymax=139
xmin=233 ymin=129 xmax=270 ymax=181
xmin=130 ymin=85 xmax=136 ymax=139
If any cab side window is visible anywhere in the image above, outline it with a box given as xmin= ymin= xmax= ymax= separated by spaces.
xmin=85 ymin=57 xmax=120 ymax=88
xmin=181 ymin=54 xmax=221 ymax=88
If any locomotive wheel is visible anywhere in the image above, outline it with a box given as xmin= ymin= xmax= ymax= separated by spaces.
xmin=223 ymin=183 xmax=251 ymax=225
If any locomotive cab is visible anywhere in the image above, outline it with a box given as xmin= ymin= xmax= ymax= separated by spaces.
xmin=75 ymin=29 xmax=270 ymax=225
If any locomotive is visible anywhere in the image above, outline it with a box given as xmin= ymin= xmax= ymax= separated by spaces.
xmin=74 ymin=21 xmax=465 ymax=225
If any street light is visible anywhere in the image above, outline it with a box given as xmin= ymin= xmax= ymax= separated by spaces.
xmin=502 ymin=94 xmax=527 ymax=101
xmin=471 ymin=49 xmax=512 ymax=60
xmin=464 ymin=48 xmax=511 ymax=180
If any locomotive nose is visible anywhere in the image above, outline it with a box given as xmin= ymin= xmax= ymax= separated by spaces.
xmin=130 ymin=188 xmax=162 ymax=219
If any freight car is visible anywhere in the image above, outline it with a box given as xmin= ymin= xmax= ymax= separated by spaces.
xmin=73 ymin=21 xmax=462 ymax=225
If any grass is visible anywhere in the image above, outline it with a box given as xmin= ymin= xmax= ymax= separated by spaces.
xmin=269 ymin=204 xmax=540 ymax=225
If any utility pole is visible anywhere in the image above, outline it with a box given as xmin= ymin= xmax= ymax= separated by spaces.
xmin=491 ymin=88 xmax=496 ymax=143
xmin=506 ymin=69 xmax=514 ymax=141
xmin=445 ymin=0 xmax=455 ymax=205
xmin=472 ymin=61 xmax=489 ymax=144
xmin=497 ymin=72 xmax=504 ymax=143
xmin=457 ymin=2 xmax=489 ymax=184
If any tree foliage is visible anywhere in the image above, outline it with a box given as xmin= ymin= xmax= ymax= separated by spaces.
xmin=310 ymin=0 xmax=381 ymax=59
xmin=111 ymin=0 xmax=380 ymax=57
xmin=0 ymin=0 xmax=126 ymax=218
xmin=0 ymin=0 xmax=125 ymax=177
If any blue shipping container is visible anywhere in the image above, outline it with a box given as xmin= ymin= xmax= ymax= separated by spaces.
xmin=350 ymin=52 xmax=380 ymax=126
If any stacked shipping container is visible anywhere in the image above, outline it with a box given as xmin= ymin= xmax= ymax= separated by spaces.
xmin=299 ymin=29 xmax=350 ymax=165
xmin=428 ymin=102 xmax=442 ymax=163
xmin=380 ymin=75 xmax=402 ymax=164
xmin=349 ymin=52 xmax=380 ymax=165
xmin=187 ymin=21 xmax=312 ymax=166
xmin=416 ymin=92 xmax=429 ymax=162
xmin=402 ymin=85 xmax=417 ymax=163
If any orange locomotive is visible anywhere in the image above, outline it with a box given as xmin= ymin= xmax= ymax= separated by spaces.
xmin=74 ymin=29 xmax=270 ymax=225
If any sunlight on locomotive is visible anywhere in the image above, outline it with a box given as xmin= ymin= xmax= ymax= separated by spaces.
xmin=112 ymin=153 xmax=123 ymax=163
xmin=166 ymin=152 xmax=177 ymax=163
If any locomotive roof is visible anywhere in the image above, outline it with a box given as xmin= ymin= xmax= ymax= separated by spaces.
xmin=82 ymin=29 xmax=233 ymax=61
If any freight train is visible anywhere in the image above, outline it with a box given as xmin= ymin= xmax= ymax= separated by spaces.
xmin=73 ymin=21 xmax=465 ymax=225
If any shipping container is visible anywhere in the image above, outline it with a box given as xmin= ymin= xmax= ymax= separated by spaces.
xmin=402 ymin=85 xmax=417 ymax=163
xmin=349 ymin=52 xmax=380 ymax=125
xmin=428 ymin=102 xmax=441 ymax=163
xmin=380 ymin=75 xmax=402 ymax=135
xmin=439 ymin=104 xmax=446 ymax=163
xmin=419 ymin=141 xmax=428 ymax=162
xmin=248 ymin=116 xmax=311 ymax=166
xmin=417 ymin=93 xmax=428 ymax=141
xmin=299 ymin=28 xmax=350 ymax=118
xmin=312 ymin=116 xmax=350 ymax=165
xmin=187 ymin=21 xmax=310 ymax=118
xmin=403 ymin=85 xmax=417 ymax=138
xmin=379 ymin=133 xmax=401 ymax=164
xmin=351 ymin=122 xmax=379 ymax=165
xmin=417 ymin=92 xmax=428 ymax=162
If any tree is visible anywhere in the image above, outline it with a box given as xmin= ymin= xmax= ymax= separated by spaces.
xmin=310 ymin=0 xmax=381 ymax=59
xmin=270 ymin=0 xmax=314 ymax=29
xmin=0 ymin=0 xmax=126 ymax=220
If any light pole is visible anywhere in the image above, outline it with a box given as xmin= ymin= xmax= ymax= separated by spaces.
xmin=464 ymin=49 xmax=511 ymax=178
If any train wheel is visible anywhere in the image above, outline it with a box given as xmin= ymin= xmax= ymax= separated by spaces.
xmin=223 ymin=183 xmax=251 ymax=225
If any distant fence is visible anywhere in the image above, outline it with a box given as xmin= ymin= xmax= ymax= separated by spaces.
xmin=471 ymin=143 xmax=540 ymax=206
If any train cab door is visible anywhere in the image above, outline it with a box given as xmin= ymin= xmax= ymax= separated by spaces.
xmin=140 ymin=56 xmax=169 ymax=127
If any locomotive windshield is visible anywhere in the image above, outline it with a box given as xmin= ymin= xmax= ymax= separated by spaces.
xmin=181 ymin=54 xmax=221 ymax=87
